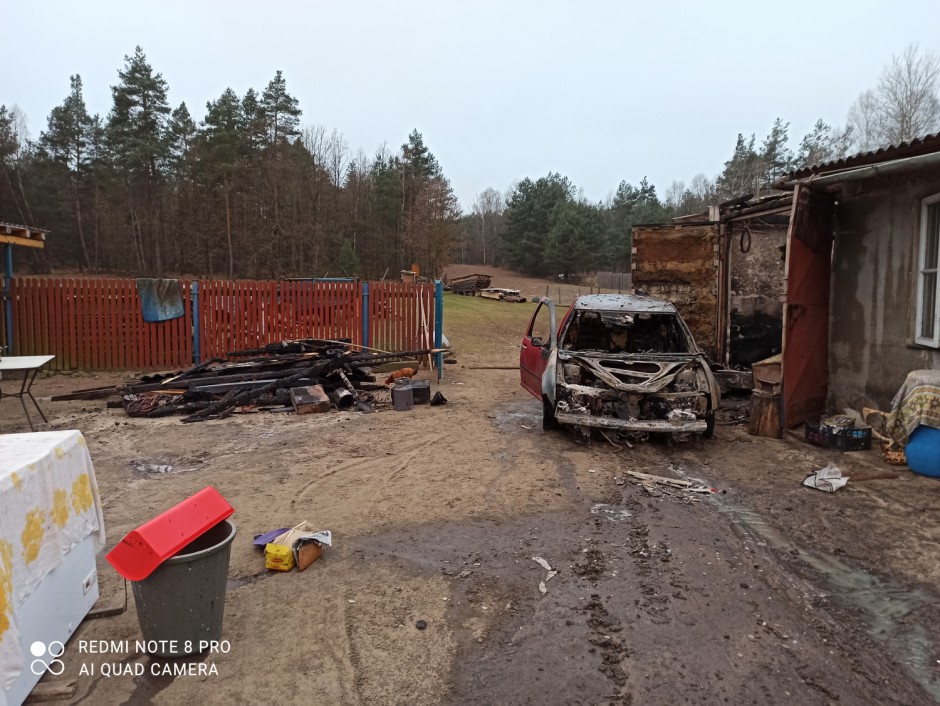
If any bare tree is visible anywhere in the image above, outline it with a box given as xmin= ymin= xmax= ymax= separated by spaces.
xmin=471 ymin=187 xmax=503 ymax=264
xmin=325 ymin=128 xmax=349 ymax=188
xmin=848 ymin=43 xmax=940 ymax=150
xmin=664 ymin=180 xmax=685 ymax=211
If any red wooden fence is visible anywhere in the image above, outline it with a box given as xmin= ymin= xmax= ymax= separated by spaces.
xmin=369 ymin=281 xmax=436 ymax=352
xmin=198 ymin=279 xmax=362 ymax=359
xmin=7 ymin=277 xmax=436 ymax=371
xmin=11 ymin=278 xmax=193 ymax=371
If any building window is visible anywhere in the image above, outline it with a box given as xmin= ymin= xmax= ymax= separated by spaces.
xmin=916 ymin=193 xmax=940 ymax=347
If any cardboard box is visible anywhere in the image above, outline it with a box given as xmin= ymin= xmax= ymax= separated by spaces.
xmin=265 ymin=542 xmax=295 ymax=571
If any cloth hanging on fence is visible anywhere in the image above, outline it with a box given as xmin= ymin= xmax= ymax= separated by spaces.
xmin=136 ymin=278 xmax=184 ymax=322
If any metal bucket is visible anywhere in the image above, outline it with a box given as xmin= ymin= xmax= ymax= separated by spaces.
xmin=131 ymin=520 xmax=236 ymax=657
xmin=391 ymin=379 xmax=414 ymax=411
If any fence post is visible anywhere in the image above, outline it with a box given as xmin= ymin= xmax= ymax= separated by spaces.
xmin=434 ymin=280 xmax=443 ymax=382
xmin=361 ymin=281 xmax=370 ymax=349
xmin=3 ymin=244 xmax=12 ymax=354
xmin=192 ymin=281 xmax=201 ymax=364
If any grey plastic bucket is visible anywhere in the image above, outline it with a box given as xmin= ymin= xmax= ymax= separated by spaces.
xmin=131 ymin=519 xmax=236 ymax=657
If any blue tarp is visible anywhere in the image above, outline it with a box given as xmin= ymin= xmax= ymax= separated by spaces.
xmin=136 ymin=278 xmax=184 ymax=322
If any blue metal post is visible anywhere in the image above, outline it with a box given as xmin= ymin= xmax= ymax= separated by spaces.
xmin=192 ymin=282 xmax=201 ymax=364
xmin=3 ymin=244 xmax=13 ymax=354
xmin=361 ymin=282 xmax=370 ymax=348
xmin=434 ymin=280 xmax=444 ymax=382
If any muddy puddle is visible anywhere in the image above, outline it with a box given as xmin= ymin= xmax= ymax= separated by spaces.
xmin=719 ymin=502 xmax=940 ymax=700
xmin=590 ymin=503 xmax=632 ymax=521
xmin=491 ymin=401 xmax=540 ymax=431
xmin=132 ymin=459 xmax=202 ymax=476
xmin=665 ymin=461 xmax=939 ymax=700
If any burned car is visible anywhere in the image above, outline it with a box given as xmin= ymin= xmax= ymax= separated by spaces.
xmin=520 ymin=294 xmax=719 ymax=438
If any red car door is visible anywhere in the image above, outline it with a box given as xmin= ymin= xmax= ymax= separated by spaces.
xmin=520 ymin=299 xmax=556 ymax=398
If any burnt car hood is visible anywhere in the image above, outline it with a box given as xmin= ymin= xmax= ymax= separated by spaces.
xmin=561 ymin=351 xmax=709 ymax=393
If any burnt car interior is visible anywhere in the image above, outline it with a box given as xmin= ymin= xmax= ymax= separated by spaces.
xmin=561 ymin=310 xmax=690 ymax=354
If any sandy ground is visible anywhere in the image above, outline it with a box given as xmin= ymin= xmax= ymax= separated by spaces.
xmin=2 ymin=270 xmax=940 ymax=705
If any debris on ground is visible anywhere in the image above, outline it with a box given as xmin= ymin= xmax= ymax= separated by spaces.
xmin=448 ymin=273 xmax=492 ymax=295
xmin=802 ymin=464 xmax=849 ymax=493
xmin=479 ymin=287 xmax=528 ymax=303
xmin=531 ymin=556 xmax=553 ymax=572
xmin=430 ymin=391 xmax=448 ymax=406
xmin=52 ymin=338 xmax=446 ymax=421
xmin=531 ymin=556 xmax=558 ymax=596
xmin=263 ymin=522 xmax=332 ymax=572
xmin=626 ymin=471 xmax=715 ymax=497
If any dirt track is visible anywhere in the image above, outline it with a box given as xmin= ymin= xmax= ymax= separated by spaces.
xmin=3 ymin=278 xmax=940 ymax=704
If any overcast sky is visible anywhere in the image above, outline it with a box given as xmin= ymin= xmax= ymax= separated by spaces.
xmin=4 ymin=1 xmax=940 ymax=209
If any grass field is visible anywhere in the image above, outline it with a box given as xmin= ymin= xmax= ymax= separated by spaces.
xmin=443 ymin=291 xmax=571 ymax=364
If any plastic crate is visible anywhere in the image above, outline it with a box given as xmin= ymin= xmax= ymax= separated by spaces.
xmin=839 ymin=426 xmax=873 ymax=452
xmin=804 ymin=420 xmax=872 ymax=452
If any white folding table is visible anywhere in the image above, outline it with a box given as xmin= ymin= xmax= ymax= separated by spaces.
xmin=0 ymin=356 xmax=55 ymax=431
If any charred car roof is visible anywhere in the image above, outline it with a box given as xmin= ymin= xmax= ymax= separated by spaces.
xmin=571 ymin=294 xmax=678 ymax=314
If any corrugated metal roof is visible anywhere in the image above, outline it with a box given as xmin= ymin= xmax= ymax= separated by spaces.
xmin=785 ymin=132 xmax=940 ymax=180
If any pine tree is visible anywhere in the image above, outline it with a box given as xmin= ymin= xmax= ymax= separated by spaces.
xmin=106 ymin=46 xmax=172 ymax=273
xmin=716 ymin=134 xmax=762 ymax=200
xmin=167 ymin=102 xmax=196 ymax=176
xmin=260 ymin=70 xmax=301 ymax=145
xmin=760 ymin=118 xmax=795 ymax=184
xmin=200 ymin=88 xmax=247 ymax=278
xmin=39 ymin=75 xmax=94 ymax=269
xmin=337 ymin=238 xmax=361 ymax=276
xmin=501 ymin=173 xmax=574 ymax=276
xmin=797 ymin=119 xmax=854 ymax=168
xmin=106 ymin=46 xmax=171 ymax=177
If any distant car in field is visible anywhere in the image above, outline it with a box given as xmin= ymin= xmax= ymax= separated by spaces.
xmin=520 ymin=294 xmax=720 ymax=438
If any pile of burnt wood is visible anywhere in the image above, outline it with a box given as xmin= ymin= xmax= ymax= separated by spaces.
xmin=53 ymin=339 xmax=439 ymax=422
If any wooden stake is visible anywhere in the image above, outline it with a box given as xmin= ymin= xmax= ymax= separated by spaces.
xmin=417 ymin=294 xmax=434 ymax=372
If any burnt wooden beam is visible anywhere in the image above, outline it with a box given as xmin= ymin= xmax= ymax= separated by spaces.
xmin=181 ymin=348 xmax=439 ymax=422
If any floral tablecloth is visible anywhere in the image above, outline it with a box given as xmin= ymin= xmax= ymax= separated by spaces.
xmin=0 ymin=431 xmax=105 ymax=693
xmin=886 ymin=369 xmax=940 ymax=446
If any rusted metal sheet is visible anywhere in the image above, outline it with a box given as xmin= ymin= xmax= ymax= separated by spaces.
xmin=631 ymin=224 xmax=719 ymax=356
xmin=782 ymin=184 xmax=835 ymax=428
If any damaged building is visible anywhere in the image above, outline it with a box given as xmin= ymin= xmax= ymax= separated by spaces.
xmin=632 ymin=131 xmax=940 ymax=429
xmin=631 ymin=195 xmax=790 ymax=369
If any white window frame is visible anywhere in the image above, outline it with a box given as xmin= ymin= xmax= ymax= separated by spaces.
xmin=915 ymin=192 xmax=940 ymax=347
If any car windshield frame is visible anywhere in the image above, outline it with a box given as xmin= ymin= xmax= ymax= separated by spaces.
xmin=558 ymin=309 xmax=698 ymax=356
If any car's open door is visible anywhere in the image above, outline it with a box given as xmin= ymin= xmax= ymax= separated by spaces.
xmin=520 ymin=298 xmax=556 ymax=398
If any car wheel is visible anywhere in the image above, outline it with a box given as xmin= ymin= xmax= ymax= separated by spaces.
xmin=703 ymin=410 xmax=715 ymax=438
xmin=542 ymin=396 xmax=559 ymax=430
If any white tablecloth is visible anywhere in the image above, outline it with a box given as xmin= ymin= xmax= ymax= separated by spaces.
xmin=0 ymin=431 xmax=105 ymax=691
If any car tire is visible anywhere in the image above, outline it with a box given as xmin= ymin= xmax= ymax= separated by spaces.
xmin=542 ymin=396 xmax=559 ymax=430
xmin=703 ymin=410 xmax=715 ymax=438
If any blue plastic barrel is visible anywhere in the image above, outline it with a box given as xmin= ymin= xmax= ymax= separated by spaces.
xmin=905 ymin=425 xmax=940 ymax=477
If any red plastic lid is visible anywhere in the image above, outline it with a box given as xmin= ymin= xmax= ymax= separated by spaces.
xmin=106 ymin=486 xmax=234 ymax=581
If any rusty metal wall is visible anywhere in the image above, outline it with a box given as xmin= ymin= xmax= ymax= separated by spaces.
xmin=631 ymin=224 xmax=719 ymax=356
